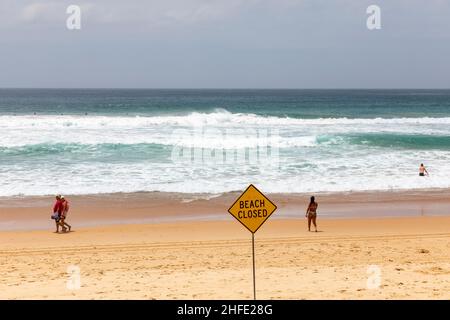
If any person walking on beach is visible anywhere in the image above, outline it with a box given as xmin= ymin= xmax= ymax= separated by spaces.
xmin=52 ymin=195 xmax=63 ymax=233
xmin=419 ymin=163 xmax=429 ymax=176
xmin=305 ymin=196 xmax=318 ymax=232
xmin=59 ymin=196 xmax=72 ymax=232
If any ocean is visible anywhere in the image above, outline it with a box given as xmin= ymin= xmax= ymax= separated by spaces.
xmin=1 ymin=89 xmax=450 ymax=197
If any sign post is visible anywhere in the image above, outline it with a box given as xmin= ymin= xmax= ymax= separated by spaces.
xmin=228 ymin=184 xmax=277 ymax=300
xmin=252 ymin=233 xmax=256 ymax=299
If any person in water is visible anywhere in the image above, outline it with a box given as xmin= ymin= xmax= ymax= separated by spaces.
xmin=305 ymin=196 xmax=318 ymax=232
xmin=419 ymin=163 xmax=429 ymax=176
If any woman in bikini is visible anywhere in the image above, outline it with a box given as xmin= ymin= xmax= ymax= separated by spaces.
xmin=305 ymin=196 xmax=318 ymax=232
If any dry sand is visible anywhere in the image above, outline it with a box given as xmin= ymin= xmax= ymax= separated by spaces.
xmin=0 ymin=215 xmax=449 ymax=299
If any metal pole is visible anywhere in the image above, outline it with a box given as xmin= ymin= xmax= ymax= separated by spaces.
xmin=252 ymin=232 xmax=256 ymax=300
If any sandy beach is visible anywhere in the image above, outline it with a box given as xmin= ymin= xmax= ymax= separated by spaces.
xmin=0 ymin=191 xmax=449 ymax=300
xmin=2 ymin=0 xmax=450 ymax=303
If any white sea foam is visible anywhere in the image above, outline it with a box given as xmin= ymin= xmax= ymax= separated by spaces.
xmin=2 ymin=111 xmax=450 ymax=196
xmin=2 ymin=110 xmax=450 ymax=128
xmin=1 ymin=111 xmax=450 ymax=148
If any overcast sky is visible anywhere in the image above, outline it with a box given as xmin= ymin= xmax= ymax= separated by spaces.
xmin=0 ymin=0 xmax=449 ymax=88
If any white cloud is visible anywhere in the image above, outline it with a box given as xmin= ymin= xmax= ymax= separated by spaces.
xmin=82 ymin=0 xmax=256 ymax=26
xmin=20 ymin=1 xmax=70 ymax=24
xmin=1 ymin=0 xmax=278 ymax=28
xmin=20 ymin=3 xmax=48 ymax=22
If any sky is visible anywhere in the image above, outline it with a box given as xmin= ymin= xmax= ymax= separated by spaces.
xmin=0 ymin=0 xmax=449 ymax=88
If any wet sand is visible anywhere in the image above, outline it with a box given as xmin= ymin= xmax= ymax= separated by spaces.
xmin=1 ymin=189 xmax=450 ymax=231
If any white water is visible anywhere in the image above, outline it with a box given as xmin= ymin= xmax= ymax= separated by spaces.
xmin=1 ymin=110 xmax=450 ymax=196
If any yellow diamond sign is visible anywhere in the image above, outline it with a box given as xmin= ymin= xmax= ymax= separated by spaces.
xmin=228 ymin=184 xmax=277 ymax=233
